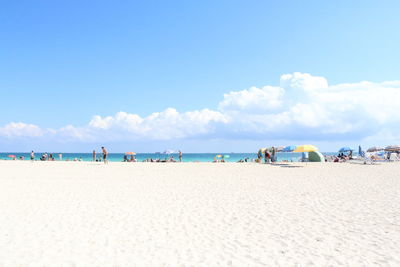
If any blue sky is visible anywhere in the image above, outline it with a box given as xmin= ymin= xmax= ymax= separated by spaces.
xmin=1 ymin=0 xmax=400 ymax=152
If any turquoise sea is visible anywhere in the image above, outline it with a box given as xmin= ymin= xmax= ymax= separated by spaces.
xmin=0 ymin=152 xmax=338 ymax=162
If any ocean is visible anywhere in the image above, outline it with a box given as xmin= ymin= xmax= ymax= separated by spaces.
xmin=0 ymin=152 xmax=338 ymax=162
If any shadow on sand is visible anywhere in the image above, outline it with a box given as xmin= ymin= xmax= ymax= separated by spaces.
xmin=270 ymin=163 xmax=304 ymax=168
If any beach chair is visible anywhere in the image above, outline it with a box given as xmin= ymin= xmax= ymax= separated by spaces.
xmin=371 ymin=155 xmax=388 ymax=163
xmin=348 ymin=151 xmax=374 ymax=165
xmin=389 ymin=153 xmax=400 ymax=162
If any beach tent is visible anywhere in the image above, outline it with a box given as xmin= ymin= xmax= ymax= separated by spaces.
xmin=294 ymin=145 xmax=318 ymax=163
xmin=309 ymin=151 xmax=325 ymax=162
xmin=293 ymin=145 xmax=318 ymax=152
xmin=125 ymin=152 xmax=136 ymax=155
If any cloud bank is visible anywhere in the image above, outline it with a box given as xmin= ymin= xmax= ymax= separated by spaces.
xmin=1 ymin=72 xmax=400 ymax=147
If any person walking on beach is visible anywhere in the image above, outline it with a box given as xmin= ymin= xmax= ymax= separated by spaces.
xmin=93 ymin=150 xmax=96 ymax=162
xmin=179 ymin=150 xmax=183 ymax=162
xmin=30 ymin=151 xmax=35 ymax=161
xmin=101 ymin=147 xmax=108 ymax=164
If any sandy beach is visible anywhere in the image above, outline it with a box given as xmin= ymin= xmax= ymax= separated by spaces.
xmin=0 ymin=161 xmax=399 ymax=266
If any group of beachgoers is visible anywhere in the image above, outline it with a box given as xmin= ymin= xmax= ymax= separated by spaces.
xmin=326 ymin=147 xmax=400 ymax=163
xmin=257 ymin=147 xmax=278 ymax=164
xmin=128 ymin=150 xmax=183 ymax=163
xmin=24 ymin=147 xmax=110 ymax=163
xmin=91 ymin=147 xmax=109 ymax=164
xmin=328 ymin=151 xmax=354 ymax=162
xmin=96 ymin=148 xmax=184 ymax=163
xmin=27 ymin=151 xmax=63 ymax=161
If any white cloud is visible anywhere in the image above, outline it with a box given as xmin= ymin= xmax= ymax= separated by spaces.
xmin=280 ymin=72 xmax=328 ymax=91
xmin=0 ymin=122 xmax=45 ymax=138
xmin=1 ymin=72 xmax=399 ymax=145
xmin=88 ymin=108 xmax=228 ymax=140
xmin=219 ymin=85 xmax=284 ymax=112
xmin=220 ymin=73 xmax=400 ymax=140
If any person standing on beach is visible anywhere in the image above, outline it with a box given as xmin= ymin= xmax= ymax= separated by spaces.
xmin=30 ymin=151 xmax=35 ymax=161
xmin=179 ymin=150 xmax=182 ymax=162
xmin=101 ymin=147 xmax=108 ymax=164
xmin=93 ymin=150 xmax=96 ymax=162
xmin=271 ymin=147 xmax=276 ymax=163
xmin=264 ymin=149 xmax=271 ymax=164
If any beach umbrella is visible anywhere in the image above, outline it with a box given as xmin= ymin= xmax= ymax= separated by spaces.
xmin=385 ymin=145 xmax=400 ymax=152
xmin=8 ymin=155 xmax=16 ymax=158
xmin=216 ymin=154 xmax=223 ymax=158
xmin=276 ymin=146 xmax=284 ymax=152
xmin=293 ymin=145 xmax=318 ymax=152
xmin=125 ymin=152 xmax=136 ymax=155
xmin=282 ymin=145 xmax=296 ymax=152
xmin=223 ymin=155 xmax=230 ymax=159
xmin=339 ymin=147 xmax=353 ymax=153
xmin=367 ymin=146 xmax=384 ymax=152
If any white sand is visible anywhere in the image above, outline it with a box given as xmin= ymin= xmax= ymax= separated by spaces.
xmin=0 ymin=161 xmax=399 ymax=266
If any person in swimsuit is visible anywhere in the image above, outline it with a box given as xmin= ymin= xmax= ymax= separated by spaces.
xmin=30 ymin=151 xmax=35 ymax=161
xmin=101 ymin=147 xmax=108 ymax=164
